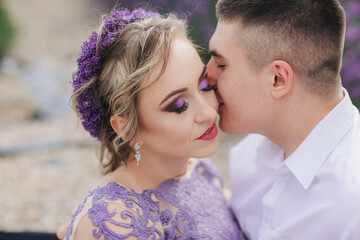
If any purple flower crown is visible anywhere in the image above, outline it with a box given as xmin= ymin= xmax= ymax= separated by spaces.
xmin=72 ymin=8 xmax=160 ymax=140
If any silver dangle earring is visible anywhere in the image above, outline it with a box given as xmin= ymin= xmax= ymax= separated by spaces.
xmin=134 ymin=142 xmax=141 ymax=166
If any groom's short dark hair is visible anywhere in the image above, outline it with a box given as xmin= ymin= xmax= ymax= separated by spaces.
xmin=216 ymin=0 xmax=346 ymax=96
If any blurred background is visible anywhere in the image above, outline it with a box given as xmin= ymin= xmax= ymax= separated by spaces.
xmin=0 ymin=0 xmax=358 ymax=233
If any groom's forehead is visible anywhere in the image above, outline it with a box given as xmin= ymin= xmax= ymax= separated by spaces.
xmin=211 ymin=21 xmax=241 ymax=47
xmin=209 ymin=28 xmax=244 ymax=61
xmin=209 ymin=26 xmax=228 ymax=55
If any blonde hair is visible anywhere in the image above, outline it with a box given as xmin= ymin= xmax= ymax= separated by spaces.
xmin=72 ymin=13 xmax=187 ymax=173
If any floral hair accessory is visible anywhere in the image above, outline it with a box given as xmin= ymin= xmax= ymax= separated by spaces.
xmin=72 ymin=8 xmax=160 ymax=140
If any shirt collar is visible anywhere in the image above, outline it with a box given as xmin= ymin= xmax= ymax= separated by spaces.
xmin=284 ymin=88 xmax=357 ymax=189
xmin=256 ymin=136 xmax=284 ymax=169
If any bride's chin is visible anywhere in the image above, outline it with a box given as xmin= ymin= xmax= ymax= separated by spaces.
xmin=195 ymin=140 xmax=219 ymax=158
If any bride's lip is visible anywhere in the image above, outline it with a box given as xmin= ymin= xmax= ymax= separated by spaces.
xmin=197 ymin=123 xmax=218 ymax=140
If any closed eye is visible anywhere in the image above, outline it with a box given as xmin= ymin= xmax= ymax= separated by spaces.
xmin=164 ymin=97 xmax=189 ymax=114
xmin=200 ymin=75 xmax=215 ymax=91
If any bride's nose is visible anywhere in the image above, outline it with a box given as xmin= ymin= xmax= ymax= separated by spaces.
xmin=194 ymin=93 xmax=218 ymax=124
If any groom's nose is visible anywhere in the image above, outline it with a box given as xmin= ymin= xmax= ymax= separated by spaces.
xmin=207 ymin=57 xmax=220 ymax=86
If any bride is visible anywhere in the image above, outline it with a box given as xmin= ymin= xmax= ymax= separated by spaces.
xmin=62 ymin=8 xmax=244 ymax=240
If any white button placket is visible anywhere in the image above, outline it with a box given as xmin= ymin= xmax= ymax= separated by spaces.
xmin=258 ymin=169 xmax=290 ymax=238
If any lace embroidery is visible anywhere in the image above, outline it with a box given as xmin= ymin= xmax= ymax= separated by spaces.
xmin=66 ymin=159 xmax=244 ymax=239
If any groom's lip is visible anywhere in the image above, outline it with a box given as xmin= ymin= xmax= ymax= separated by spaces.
xmin=218 ymin=101 xmax=224 ymax=107
xmin=215 ymin=92 xmax=224 ymax=107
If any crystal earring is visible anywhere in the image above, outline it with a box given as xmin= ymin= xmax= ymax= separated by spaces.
xmin=134 ymin=142 xmax=141 ymax=166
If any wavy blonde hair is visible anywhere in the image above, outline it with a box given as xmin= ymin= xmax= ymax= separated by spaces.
xmin=72 ymin=13 xmax=187 ymax=173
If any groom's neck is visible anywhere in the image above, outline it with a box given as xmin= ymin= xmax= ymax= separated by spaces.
xmin=264 ymin=88 xmax=344 ymax=160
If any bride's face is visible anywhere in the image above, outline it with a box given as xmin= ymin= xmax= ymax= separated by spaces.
xmin=137 ymin=36 xmax=219 ymax=160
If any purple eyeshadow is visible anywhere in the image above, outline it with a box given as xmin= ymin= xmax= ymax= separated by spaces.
xmin=176 ymin=98 xmax=185 ymax=108
xmin=200 ymin=78 xmax=208 ymax=89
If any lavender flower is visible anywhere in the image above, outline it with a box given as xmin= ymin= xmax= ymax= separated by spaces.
xmin=345 ymin=26 xmax=360 ymax=42
xmin=72 ymin=9 xmax=159 ymax=140
xmin=341 ymin=0 xmax=360 ymax=107
xmin=344 ymin=1 xmax=360 ymax=20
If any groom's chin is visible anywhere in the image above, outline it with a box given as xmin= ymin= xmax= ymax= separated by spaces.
xmin=217 ymin=117 xmax=232 ymax=134
xmin=218 ymin=116 xmax=247 ymax=136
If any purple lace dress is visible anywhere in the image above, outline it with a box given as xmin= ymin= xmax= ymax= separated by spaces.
xmin=65 ymin=159 xmax=244 ymax=239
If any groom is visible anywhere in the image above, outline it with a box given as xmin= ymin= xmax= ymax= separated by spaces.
xmin=207 ymin=0 xmax=360 ymax=239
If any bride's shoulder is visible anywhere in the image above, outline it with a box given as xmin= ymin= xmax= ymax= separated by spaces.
xmin=72 ymin=197 xmax=141 ymax=240
xmin=69 ymin=182 xmax=146 ymax=240
xmin=193 ymin=158 xmax=219 ymax=174
xmin=190 ymin=158 xmax=223 ymax=185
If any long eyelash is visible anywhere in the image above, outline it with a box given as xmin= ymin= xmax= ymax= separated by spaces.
xmin=175 ymin=102 xmax=188 ymax=114
xmin=200 ymin=76 xmax=215 ymax=92
xmin=202 ymin=84 xmax=216 ymax=91
xmin=164 ymin=98 xmax=189 ymax=114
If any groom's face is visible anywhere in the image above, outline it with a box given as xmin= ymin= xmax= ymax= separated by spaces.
xmin=208 ymin=21 xmax=270 ymax=135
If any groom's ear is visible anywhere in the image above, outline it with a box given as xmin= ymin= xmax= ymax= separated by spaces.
xmin=270 ymin=60 xmax=294 ymax=99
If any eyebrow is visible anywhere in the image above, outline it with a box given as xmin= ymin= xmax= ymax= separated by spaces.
xmin=160 ymin=87 xmax=188 ymax=105
xmin=210 ymin=50 xmax=228 ymax=62
xmin=159 ymin=65 xmax=207 ymax=106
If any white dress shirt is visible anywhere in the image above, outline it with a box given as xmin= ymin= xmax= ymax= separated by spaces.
xmin=230 ymin=89 xmax=360 ymax=240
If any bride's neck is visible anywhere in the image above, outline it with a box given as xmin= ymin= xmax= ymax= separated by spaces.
xmin=111 ymin=151 xmax=189 ymax=191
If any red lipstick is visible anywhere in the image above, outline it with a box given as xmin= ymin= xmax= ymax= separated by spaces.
xmin=197 ymin=123 xmax=218 ymax=140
